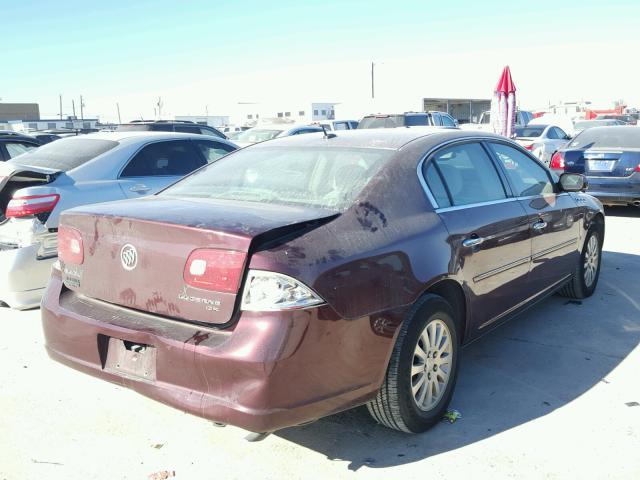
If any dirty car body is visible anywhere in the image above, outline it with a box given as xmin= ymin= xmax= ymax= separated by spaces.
xmin=41 ymin=129 xmax=604 ymax=434
xmin=0 ymin=131 xmax=237 ymax=309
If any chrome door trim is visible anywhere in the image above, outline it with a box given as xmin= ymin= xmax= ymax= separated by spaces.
xmin=473 ymin=255 xmax=531 ymax=283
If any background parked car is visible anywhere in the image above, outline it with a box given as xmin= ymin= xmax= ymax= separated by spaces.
xmin=357 ymin=111 xmax=458 ymax=129
xmin=514 ymin=124 xmax=572 ymax=165
xmin=315 ymin=119 xmax=359 ymax=131
xmin=572 ymin=119 xmax=626 ymax=136
xmin=232 ymin=124 xmax=324 ymax=147
xmin=29 ymin=132 xmax=62 ymax=144
xmin=117 ymin=120 xmax=227 ymax=139
xmin=0 ymin=132 xmax=40 ymax=160
xmin=43 ymin=129 xmax=602 ymax=438
xmin=460 ymin=110 xmax=533 ymax=131
xmin=0 ymin=131 xmax=238 ymax=309
xmin=550 ymin=126 xmax=640 ymax=207
xmin=595 ymin=114 xmax=637 ymax=125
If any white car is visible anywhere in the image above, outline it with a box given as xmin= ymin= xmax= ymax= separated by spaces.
xmin=232 ymin=124 xmax=324 ymax=147
xmin=0 ymin=131 xmax=237 ymax=309
xmin=514 ymin=124 xmax=571 ymax=165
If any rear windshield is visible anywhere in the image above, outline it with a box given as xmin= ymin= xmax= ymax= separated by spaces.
xmin=161 ymin=146 xmax=394 ymax=211
xmin=358 ymin=115 xmax=406 ymax=129
xmin=8 ymin=138 xmax=119 ymax=171
xmin=568 ymin=127 xmax=640 ymax=149
xmin=515 ymin=126 xmax=545 ymax=137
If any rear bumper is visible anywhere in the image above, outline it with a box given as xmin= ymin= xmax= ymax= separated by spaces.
xmin=41 ymin=268 xmax=394 ymax=433
xmin=585 ymin=173 xmax=640 ymax=205
xmin=0 ymin=243 xmax=55 ymax=309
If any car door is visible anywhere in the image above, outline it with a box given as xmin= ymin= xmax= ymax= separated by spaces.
xmin=118 ymin=140 xmax=207 ymax=198
xmin=423 ymin=141 xmax=532 ymax=332
xmin=487 ymin=141 xmax=581 ymax=295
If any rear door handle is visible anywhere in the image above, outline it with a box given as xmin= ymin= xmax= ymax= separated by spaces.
xmin=462 ymin=237 xmax=484 ymax=248
xmin=532 ymin=220 xmax=547 ymax=231
xmin=129 ymin=184 xmax=151 ymax=194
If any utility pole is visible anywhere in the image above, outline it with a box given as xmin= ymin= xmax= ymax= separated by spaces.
xmin=156 ymin=97 xmax=163 ymax=119
xmin=72 ymin=99 xmax=76 ymax=118
xmin=59 ymin=94 xmax=63 ymax=120
xmin=205 ymin=104 xmax=209 ymax=116
xmin=116 ymin=103 xmax=122 ymax=124
xmin=371 ymin=62 xmax=375 ymax=99
xmin=80 ymin=95 xmax=85 ymax=121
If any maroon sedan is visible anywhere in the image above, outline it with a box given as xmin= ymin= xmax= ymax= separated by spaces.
xmin=42 ymin=129 xmax=604 ymax=436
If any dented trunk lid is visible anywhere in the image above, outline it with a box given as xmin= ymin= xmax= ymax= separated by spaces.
xmin=59 ymin=196 xmax=335 ymax=325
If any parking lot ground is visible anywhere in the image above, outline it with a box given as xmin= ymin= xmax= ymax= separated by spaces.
xmin=1 ymin=208 xmax=639 ymax=480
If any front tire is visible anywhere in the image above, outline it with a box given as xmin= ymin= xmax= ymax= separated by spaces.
xmin=559 ymin=225 xmax=603 ymax=299
xmin=367 ymin=294 xmax=460 ymax=433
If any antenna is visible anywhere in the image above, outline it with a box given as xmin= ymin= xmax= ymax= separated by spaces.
xmin=320 ymin=124 xmax=336 ymax=139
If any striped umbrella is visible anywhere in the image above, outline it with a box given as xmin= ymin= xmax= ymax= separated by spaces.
xmin=490 ymin=66 xmax=517 ymax=137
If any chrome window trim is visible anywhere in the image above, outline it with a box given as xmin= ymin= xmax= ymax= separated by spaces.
xmin=416 ymin=136 xmax=516 ymax=211
xmin=435 ymin=197 xmax=518 ymax=213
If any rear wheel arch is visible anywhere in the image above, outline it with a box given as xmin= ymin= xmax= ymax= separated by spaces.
xmin=422 ymin=279 xmax=467 ymax=344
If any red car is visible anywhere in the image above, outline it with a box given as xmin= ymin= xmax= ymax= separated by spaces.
xmin=42 ymin=129 xmax=604 ymax=437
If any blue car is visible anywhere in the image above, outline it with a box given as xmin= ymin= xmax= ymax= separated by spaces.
xmin=550 ymin=126 xmax=640 ymax=207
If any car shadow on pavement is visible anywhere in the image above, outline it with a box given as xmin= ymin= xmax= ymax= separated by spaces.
xmin=275 ymin=250 xmax=640 ymax=471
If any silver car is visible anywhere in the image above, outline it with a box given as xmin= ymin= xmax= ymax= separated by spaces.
xmin=514 ymin=124 xmax=571 ymax=165
xmin=0 ymin=131 xmax=237 ymax=309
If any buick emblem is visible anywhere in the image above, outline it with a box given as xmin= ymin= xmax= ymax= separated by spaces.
xmin=120 ymin=244 xmax=138 ymax=271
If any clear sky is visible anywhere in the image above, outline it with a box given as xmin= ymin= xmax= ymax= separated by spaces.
xmin=3 ymin=0 xmax=639 ymax=122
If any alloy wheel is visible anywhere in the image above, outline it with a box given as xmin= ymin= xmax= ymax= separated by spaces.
xmin=583 ymin=234 xmax=599 ymax=288
xmin=411 ymin=318 xmax=453 ymax=411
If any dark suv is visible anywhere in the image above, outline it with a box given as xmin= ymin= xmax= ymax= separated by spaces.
xmin=358 ymin=111 xmax=458 ymax=129
xmin=117 ymin=120 xmax=226 ymax=139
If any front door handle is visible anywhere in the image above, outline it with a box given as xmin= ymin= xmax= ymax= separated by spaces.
xmin=532 ymin=220 xmax=548 ymax=231
xmin=462 ymin=236 xmax=484 ymax=248
xmin=129 ymin=184 xmax=151 ymax=194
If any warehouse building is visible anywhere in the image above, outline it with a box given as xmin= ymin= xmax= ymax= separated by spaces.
xmin=422 ymin=98 xmax=491 ymax=124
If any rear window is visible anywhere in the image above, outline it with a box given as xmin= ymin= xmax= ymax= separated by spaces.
xmin=515 ymin=126 xmax=545 ymax=137
xmin=8 ymin=138 xmax=119 ymax=171
xmin=161 ymin=146 xmax=394 ymax=211
xmin=358 ymin=115 xmax=405 ymax=129
xmin=568 ymin=127 xmax=640 ymax=149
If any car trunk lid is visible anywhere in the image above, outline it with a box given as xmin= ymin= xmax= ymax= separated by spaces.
xmin=564 ymin=149 xmax=640 ymax=177
xmin=0 ymin=162 xmax=61 ymax=224
xmin=59 ymin=196 xmax=336 ymax=326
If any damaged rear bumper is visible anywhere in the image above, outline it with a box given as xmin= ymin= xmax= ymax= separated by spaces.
xmin=41 ymin=267 xmax=391 ymax=433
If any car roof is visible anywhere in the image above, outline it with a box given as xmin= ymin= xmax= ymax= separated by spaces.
xmin=54 ymin=130 xmax=234 ymax=145
xmin=249 ymin=127 xmax=508 ymax=150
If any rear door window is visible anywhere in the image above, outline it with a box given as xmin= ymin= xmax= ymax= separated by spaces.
xmin=489 ymin=142 xmax=554 ymax=197
xmin=426 ymin=142 xmax=507 ymax=207
xmin=120 ymin=140 xmax=206 ymax=177
xmin=441 ymin=115 xmax=456 ymax=127
xmin=193 ymin=140 xmax=236 ymax=163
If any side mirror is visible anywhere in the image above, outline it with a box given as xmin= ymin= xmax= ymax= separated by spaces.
xmin=559 ymin=172 xmax=587 ymax=192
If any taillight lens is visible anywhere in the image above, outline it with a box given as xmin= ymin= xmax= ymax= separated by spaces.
xmin=5 ymin=194 xmax=60 ymax=218
xmin=241 ymin=270 xmax=325 ymax=311
xmin=524 ymin=144 xmax=534 ymax=151
xmin=635 ymin=163 xmax=640 ymax=172
xmin=550 ymin=152 xmax=565 ymax=169
xmin=58 ymin=225 xmax=84 ymax=264
xmin=183 ymin=249 xmax=246 ymax=293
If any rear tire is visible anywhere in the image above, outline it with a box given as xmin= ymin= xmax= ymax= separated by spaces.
xmin=367 ymin=294 xmax=460 ymax=433
xmin=559 ymin=225 xmax=603 ymax=299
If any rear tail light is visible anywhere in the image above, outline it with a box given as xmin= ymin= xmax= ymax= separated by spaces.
xmin=550 ymin=152 xmax=565 ymax=170
xmin=635 ymin=163 xmax=640 ymax=172
xmin=241 ymin=270 xmax=325 ymax=311
xmin=5 ymin=194 xmax=60 ymax=218
xmin=58 ymin=225 xmax=84 ymax=264
xmin=184 ymin=249 xmax=246 ymax=293
xmin=524 ymin=144 xmax=534 ymax=151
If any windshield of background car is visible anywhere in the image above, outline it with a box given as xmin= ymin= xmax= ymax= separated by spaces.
xmin=7 ymin=138 xmax=119 ymax=171
xmin=358 ymin=115 xmax=405 ymax=129
xmin=161 ymin=146 xmax=394 ymax=211
xmin=568 ymin=127 xmax=640 ymax=149
xmin=515 ymin=126 xmax=545 ymax=137
xmin=235 ymin=129 xmax=283 ymax=142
